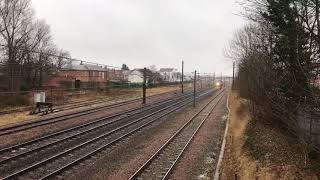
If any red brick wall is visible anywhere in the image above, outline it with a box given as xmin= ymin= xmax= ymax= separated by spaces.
xmin=60 ymin=70 xmax=90 ymax=82
xmin=44 ymin=69 xmax=126 ymax=88
xmin=88 ymin=71 xmax=107 ymax=82
xmin=107 ymin=69 xmax=125 ymax=81
xmin=59 ymin=70 xmax=110 ymax=83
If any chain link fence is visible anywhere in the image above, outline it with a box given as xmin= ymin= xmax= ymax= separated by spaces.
xmin=298 ymin=106 xmax=320 ymax=152
xmin=0 ymin=53 xmax=215 ymax=113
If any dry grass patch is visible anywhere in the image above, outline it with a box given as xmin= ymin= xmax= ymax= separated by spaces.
xmin=0 ymin=112 xmax=34 ymax=127
xmin=220 ymin=91 xmax=318 ymax=180
xmin=0 ymin=86 xmax=181 ymax=127
xmin=147 ymin=86 xmax=180 ymax=95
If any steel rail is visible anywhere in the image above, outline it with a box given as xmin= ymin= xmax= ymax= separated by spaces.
xmin=52 ymin=88 xmax=193 ymax=113
xmin=0 ymin=94 xmax=130 ymax=116
xmin=39 ymin=90 xmax=212 ymax=180
xmin=161 ymin=92 xmax=225 ymax=180
xmin=46 ymin=90 xmax=179 ymax=114
xmin=0 ymin=88 xmax=193 ymax=117
xmin=0 ymin=90 xmax=199 ymax=165
xmin=129 ymin=89 xmax=225 ymax=180
xmin=1 ymin=89 xmax=213 ymax=179
xmin=0 ymin=90 xmax=199 ymax=154
xmin=40 ymin=97 xmax=118 ymax=115
xmin=0 ymin=89 xmax=184 ymax=136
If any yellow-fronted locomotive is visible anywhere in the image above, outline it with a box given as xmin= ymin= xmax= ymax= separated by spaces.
xmin=214 ymin=80 xmax=224 ymax=89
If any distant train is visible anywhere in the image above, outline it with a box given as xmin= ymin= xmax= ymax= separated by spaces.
xmin=214 ymin=80 xmax=224 ymax=89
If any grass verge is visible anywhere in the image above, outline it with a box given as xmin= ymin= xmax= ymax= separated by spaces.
xmin=0 ymin=85 xmax=181 ymax=127
xmin=219 ymin=91 xmax=319 ymax=180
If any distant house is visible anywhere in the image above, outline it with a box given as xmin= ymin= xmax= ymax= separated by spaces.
xmin=45 ymin=63 xmax=125 ymax=88
xmin=159 ymin=68 xmax=181 ymax=82
xmin=128 ymin=69 xmax=144 ymax=83
xmin=61 ymin=64 xmax=108 ymax=83
xmin=122 ymin=70 xmax=130 ymax=82
xmin=107 ymin=68 xmax=125 ymax=83
xmin=127 ymin=68 xmax=162 ymax=84
xmin=183 ymin=73 xmax=193 ymax=82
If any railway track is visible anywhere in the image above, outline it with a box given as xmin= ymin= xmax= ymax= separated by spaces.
xmin=129 ymin=89 xmax=225 ymax=180
xmin=0 ymin=89 xmax=215 ymax=179
xmin=0 ymin=90 xmax=199 ymax=152
xmin=0 ymin=89 xmax=185 ymax=136
xmin=0 ymin=88 xmax=189 ymax=117
xmin=0 ymin=95 xmax=126 ymax=117
xmin=49 ymin=96 xmax=132 ymax=114
xmin=49 ymin=88 xmax=191 ymax=115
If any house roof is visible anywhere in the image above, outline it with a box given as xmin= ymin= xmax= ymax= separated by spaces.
xmin=62 ymin=64 xmax=107 ymax=71
xmin=159 ymin=68 xmax=176 ymax=72
xmin=122 ymin=70 xmax=131 ymax=76
xmin=129 ymin=69 xmax=162 ymax=79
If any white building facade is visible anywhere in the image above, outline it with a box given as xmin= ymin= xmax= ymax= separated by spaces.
xmin=159 ymin=68 xmax=181 ymax=82
xmin=127 ymin=69 xmax=144 ymax=83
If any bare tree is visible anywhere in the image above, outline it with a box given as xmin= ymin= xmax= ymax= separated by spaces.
xmin=31 ymin=20 xmax=51 ymax=87
xmin=228 ymin=23 xmax=303 ymax=133
xmin=0 ymin=0 xmax=70 ymax=91
xmin=231 ymin=0 xmax=320 ymax=141
xmin=56 ymin=48 xmax=71 ymax=70
xmin=0 ymin=0 xmax=35 ymax=91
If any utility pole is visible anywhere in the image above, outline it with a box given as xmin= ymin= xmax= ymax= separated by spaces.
xmin=198 ymin=74 xmax=201 ymax=89
xmin=142 ymin=67 xmax=147 ymax=104
xmin=193 ymin=70 xmax=196 ymax=107
xmin=181 ymin=60 xmax=184 ymax=94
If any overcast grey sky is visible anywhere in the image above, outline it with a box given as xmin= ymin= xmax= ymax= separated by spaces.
xmin=32 ymin=0 xmax=245 ymax=75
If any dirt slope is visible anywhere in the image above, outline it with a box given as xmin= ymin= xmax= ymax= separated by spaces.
xmin=219 ymin=91 xmax=319 ymax=180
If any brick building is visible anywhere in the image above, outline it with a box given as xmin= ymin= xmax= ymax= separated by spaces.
xmin=45 ymin=64 xmax=125 ymax=88
xmin=61 ymin=64 xmax=107 ymax=82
